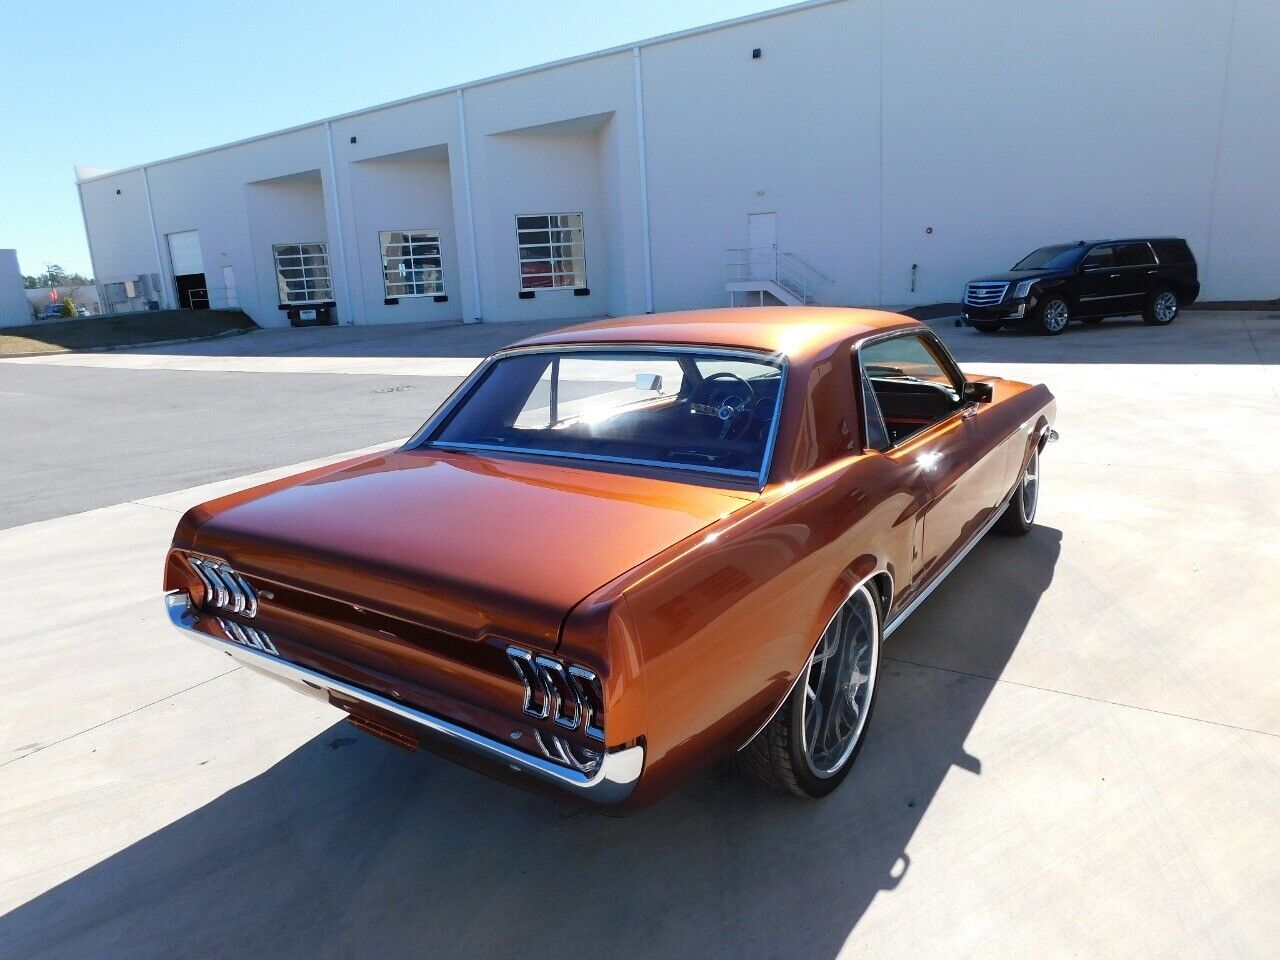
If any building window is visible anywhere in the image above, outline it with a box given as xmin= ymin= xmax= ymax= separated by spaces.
xmin=273 ymin=243 xmax=332 ymax=304
xmin=516 ymin=213 xmax=586 ymax=290
xmin=380 ymin=230 xmax=443 ymax=297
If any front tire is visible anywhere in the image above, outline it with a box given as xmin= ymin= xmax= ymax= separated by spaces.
xmin=996 ymin=445 xmax=1040 ymax=535
xmin=1144 ymin=288 xmax=1179 ymax=326
xmin=970 ymin=318 xmax=1003 ymax=333
xmin=1035 ymin=296 xmax=1071 ymax=336
xmin=736 ymin=584 xmax=881 ymax=798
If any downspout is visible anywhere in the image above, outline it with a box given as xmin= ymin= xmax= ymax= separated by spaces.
xmin=74 ymin=176 xmax=106 ymax=313
xmin=456 ymin=89 xmax=484 ymax=322
xmin=141 ymin=166 xmax=170 ymax=308
xmin=323 ymin=120 xmax=357 ymax=324
xmin=632 ymin=46 xmax=655 ymax=314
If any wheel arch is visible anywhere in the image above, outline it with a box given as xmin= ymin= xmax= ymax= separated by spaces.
xmin=735 ymin=561 xmax=892 ymax=751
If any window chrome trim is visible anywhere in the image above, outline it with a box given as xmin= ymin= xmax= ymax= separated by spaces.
xmin=407 ymin=343 xmax=789 ymax=490
xmin=166 ymin=592 xmax=643 ymax=803
xmin=853 ymin=327 xmax=968 ymax=452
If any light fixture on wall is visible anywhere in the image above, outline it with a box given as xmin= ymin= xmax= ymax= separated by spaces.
xmin=752 ymin=48 xmax=762 ymax=59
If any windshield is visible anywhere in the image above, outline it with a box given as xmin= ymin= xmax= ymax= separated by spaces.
xmin=1013 ymin=244 xmax=1084 ymax=271
xmin=427 ymin=348 xmax=785 ymax=482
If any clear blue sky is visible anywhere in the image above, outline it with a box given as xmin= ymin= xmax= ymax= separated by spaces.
xmin=0 ymin=0 xmax=792 ymax=278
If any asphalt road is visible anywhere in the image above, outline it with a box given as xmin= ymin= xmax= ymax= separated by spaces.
xmin=1 ymin=310 xmax=1278 ymax=959
xmin=0 ymin=320 xmax=565 ymax=529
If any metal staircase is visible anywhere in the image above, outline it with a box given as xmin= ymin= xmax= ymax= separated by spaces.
xmin=724 ymin=247 xmax=833 ymax=306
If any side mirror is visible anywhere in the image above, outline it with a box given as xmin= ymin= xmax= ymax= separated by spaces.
xmin=635 ymin=373 xmax=664 ymax=393
xmin=962 ymin=380 xmax=993 ymax=404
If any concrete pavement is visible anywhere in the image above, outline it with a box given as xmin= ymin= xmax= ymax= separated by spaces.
xmin=1 ymin=311 xmax=1278 ymax=959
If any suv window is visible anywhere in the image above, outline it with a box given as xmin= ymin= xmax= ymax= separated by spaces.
xmin=1115 ymin=243 xmax=1155 ymax=268
xmin=1081 ymin=246 xmax=1116 ymax=270
xmin=860 ymin=334 xmax=962 ymax=445
xmin=1151 ymin=239 xmax=1193 ymax=265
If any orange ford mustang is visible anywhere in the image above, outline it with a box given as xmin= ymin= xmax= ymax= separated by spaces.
xmin=163 ymin=308 xmax=1056 ymax=811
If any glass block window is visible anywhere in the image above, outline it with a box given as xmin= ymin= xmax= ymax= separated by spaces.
xmin=516 ymin=213 xmax=586 ymax=290
xmin=380 ymin=230 xmax=444 ymax=297
xmin=273 ymin=243 xmax=332 ymax=304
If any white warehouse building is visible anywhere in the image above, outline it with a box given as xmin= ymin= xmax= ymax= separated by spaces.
xmin=77 ymin=0 xmax=1278 ymax=328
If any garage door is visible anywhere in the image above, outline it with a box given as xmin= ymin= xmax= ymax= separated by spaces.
xmin=167 ymin=231 xmax=204 ymax=276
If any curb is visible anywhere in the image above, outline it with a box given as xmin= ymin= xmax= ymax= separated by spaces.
xmin=0 ymin=326 xmax=256 ymax=360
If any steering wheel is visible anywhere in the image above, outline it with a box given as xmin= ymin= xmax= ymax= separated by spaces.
xmin=689 ymin=372 xmax=757 ymax=441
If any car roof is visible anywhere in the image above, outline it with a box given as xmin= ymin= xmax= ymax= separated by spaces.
xmin=508 ymin=307 xmax=921 ymax=361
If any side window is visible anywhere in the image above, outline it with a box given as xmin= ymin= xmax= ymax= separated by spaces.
xmin=1081 ymin=245 xmax=1115 ymax=270
xmin=860 ymin=335 xmax=962 ymax=446
xmin=1115 ymin=243 xmax=1155 ymax=268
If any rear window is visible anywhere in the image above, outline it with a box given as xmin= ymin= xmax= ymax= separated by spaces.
xmin=1151 ymin=240 xmax=1194 ymax=265
xmin=427 ymin=348 xmax=786 ymax=482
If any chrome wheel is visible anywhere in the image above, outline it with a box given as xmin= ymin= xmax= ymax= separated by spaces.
xmin=1154 ymin=290 xmax=1178 ymax=323
xmin=801 ymin=586 xmax=879 ymax=778
xmin=1042 ymin=299 xmax=1069 ymax=333
xmin=1020 ymin=447 xmax=1040 ymax=524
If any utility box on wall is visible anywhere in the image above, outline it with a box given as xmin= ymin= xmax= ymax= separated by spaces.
xmin=285 ymin=303 xmax=335 ymax=326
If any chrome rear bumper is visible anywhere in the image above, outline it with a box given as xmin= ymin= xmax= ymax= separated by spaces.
xmin=165 ymin=592 xmax=644 ymax=803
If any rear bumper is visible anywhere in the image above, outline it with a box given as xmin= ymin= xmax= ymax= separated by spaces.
xmin=165 ymin=592 xmax=644 ymax=804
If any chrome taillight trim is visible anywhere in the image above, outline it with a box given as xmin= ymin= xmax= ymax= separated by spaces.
xmin=217 ymin=617 xmax=279 ymax=656
xmin=507 ymin=646 xmax=604 ymax=744
xmin=567 ymin=665 xmax=605 ymax=742
xmin=506 ymin=647 xmax=550 ymax=719
xmin=188 ymin=556 xmax=259 ymax=618
xmin=533 ymin=730 xmax=603 ymax=775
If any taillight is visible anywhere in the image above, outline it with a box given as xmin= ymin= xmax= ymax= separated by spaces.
xmin=506 ymin=646 xmax=604 ymax=743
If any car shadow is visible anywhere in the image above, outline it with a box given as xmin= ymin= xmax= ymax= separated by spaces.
xmin=1 ymin=527 xmax=1060 ymax=960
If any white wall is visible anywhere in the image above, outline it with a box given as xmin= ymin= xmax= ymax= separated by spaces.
xmin=0 ymin=250 xmax=32 ymax=328
xmin=76 ymin=0 xmax=1280 ymax=326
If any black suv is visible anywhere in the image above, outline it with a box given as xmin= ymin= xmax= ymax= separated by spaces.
xmin=962 ymin=238 xmax=1199 ymax=335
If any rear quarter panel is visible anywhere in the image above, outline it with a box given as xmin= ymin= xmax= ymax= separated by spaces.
xmin=571 ymin=452 xmax=923 ymax=806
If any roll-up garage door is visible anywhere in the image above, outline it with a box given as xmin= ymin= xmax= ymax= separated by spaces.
xmin=167 ymin=231 xmax=204 ymax=276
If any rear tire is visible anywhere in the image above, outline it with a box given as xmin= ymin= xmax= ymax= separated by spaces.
xmin=1144 ymin=288 xmax=1179 ymax=326
xmin=996 ymin=445 xmax=1039 ymax=536
xmin=1034 ymin=297 xmax=1071 ymax=336
xmin=970 ymin=319 xmax=1003 ymax=333
xmin=736 ymin=584 xmax=881 ymax=798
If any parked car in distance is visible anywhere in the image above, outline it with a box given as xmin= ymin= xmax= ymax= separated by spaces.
xmin=163 ymin=308 xmax=1057 ymax=812
xmin=37 ymin=304 xmax=65 ymax=322
xmin=963 ymin=238 xmax=1199 ymax=335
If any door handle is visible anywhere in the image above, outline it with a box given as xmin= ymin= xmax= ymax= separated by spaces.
xmin=1147 ymin=269 xmax=1158 ymax=274
xmin=1109 ymin=273 xmax=1121 ymax=279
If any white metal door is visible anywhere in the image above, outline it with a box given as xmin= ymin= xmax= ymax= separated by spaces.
xmin=747 ymin=213 xmax=776 ymax=251
xmin=167 ymin=231 xmax=204 ymax=276
xmin=221 ymin=265 xmax=238 ymax=308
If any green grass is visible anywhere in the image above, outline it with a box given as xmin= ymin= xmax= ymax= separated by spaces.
xmin=0 ymin=310 xmax=258 ymax=357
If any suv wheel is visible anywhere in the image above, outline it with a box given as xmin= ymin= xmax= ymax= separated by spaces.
xmin=1035 ymin=297 xmax=1071 ymax=336
xmin=970 ymin=319 xmax=1002 ymax=333
xmin=1144 ymin=288 xmax=1179 ymax=326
